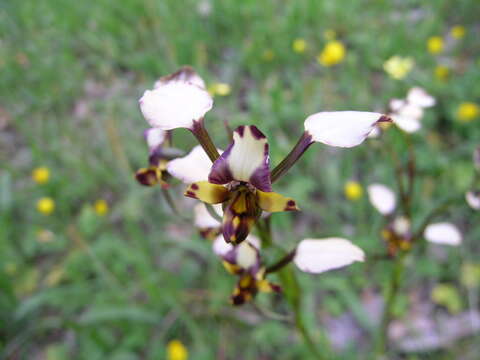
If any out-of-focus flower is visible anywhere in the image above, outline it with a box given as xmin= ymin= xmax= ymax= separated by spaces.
xmin=262 ymin=49 xmax=275 ymax=62
xmin=389 ymin=87 xmax=435 ymax=133
xmin=292 ymin=38 xmax=307 ymax=53
xmin=37 ymin=197 xmax=55 ymax=215
xmin=32 ymin=166 xmax=50 ymax=184
xmin=461 ymin=262 xmax=480 ymax=288
xmin=424 ymin=222 xmax=462 ymax=246
xmin=368 ymin=184 xmax=396 ymax=215
xmin=140 ymin=67 xmax=212 ymax=131
xmin=196 ymin=0 xmax=211 ymax=17
xmin=466 ymin=191 xmax=480 ymax=210
xmin=323 ymin=29 xmax=336 ymax=40
xmin=383 ymin=56 xmax=414 ymax=80
xmin=456 ymin=102 xmax=479 ymax=122
xmin=434 ymin=65 xmax=449 ymax=81
xmin=427 ymin=36 xmax=444 ymax=54
xmin=208 ymin=82 xmax=231 ymax=96
xmin=45 ymin=266 xmax=64 ymax=287
xmin=94 ymin=199 xmax=109 ymax=216
xmin=450 ymin=25 xmax=466 ymax=39
xmin=167 ymin=340 xmax=188 ymax=360
xmin=293 ymin=238 xmax=364 ymax=273
xmin=36 ymin=229 xmax=55 ymax=243
xmin=431 ymin=283 xmax=462 ymax=313
xmin=317 ymin=40 xmax=346 ymax=66
xmin=344 ymin=181 xmax=363 ymax=201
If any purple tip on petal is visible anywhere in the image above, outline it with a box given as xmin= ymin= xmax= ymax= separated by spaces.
xmin=236 ymin=125 xmax=245 ymax=137
xmin=378 ymin=115 xmax=393 ymax=123
xmin=249 ymin=125 xmax=266 ymax=139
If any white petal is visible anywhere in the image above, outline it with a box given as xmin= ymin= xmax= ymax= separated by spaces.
xmin=294 ymin=238 xmax=365 ymax=274
xmin=139 ymin=82 xmax=213 ymax=130
xmin=389 ymin=99 xmax=406 ymax=112
xmin=368 ymin=184 xmax=396 ymax=215
xmin=466 ymin=191 xmax=480 ymax=210
xmin=235 ymin=241 xmax=259 ymax=269
xmin=407 ymin=87 xmax=436 ymax=108
xmin=167 ymin=145 xmax=221 ymax=183
xmin=145 ymin=128 xmax=167 ymax=152
xmin=424 ymin=223 xmax=462 ymax=246
xmin=212 ymin=234 xmax=260 ymax=257
xmin=194 ymin=203 xmax=222 ymax=229
xmin=392 ymin=115 xmax=422 ymax=133
xmin=304 ymin=111 xmax=388 ymax=148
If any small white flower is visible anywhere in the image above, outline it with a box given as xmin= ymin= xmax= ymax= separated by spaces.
xmin=390 ymin=87 xmax=435 ymax=133
xmin=294 ymin=238 xmax=365 ymax=274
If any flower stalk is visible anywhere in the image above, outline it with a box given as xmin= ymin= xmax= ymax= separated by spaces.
xmin=191 ymin=119 xmax=220 ymax=162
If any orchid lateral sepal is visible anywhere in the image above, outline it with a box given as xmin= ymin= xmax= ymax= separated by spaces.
xmin=190 ymin=118 xmax=220 ymax=162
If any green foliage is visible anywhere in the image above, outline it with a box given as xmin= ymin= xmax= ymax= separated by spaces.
xmin=1 ymin=0 xmax=479 ymax=358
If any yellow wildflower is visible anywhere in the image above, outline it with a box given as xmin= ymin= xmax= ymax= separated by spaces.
xmin=383 ymin=56 xmax=414 ymax=80
xmin=37 ymin=197 xmax=55 ymax=215
xmin=323 ymin=29 xmax=336 ymax=40
xmin=32 ymin=166 xmax=50 ymax=184
xmin=427 ymin=36 xmax=444 ymax=54
xmin=344 ymin=181 xmax=363 ymax=201
xmin=456 ymin=102 xmax=479 ymax=122
xmin=167 ymin=340 xmax=188 ymax=360
xmin=208 ymin=83 xmax=231 ymax=96
xmin=431 ymin=284 xmax=462 ymax=314
xmin=94 ymin=199 xmax=109 ymax=216
xmin=451 ymin=25 xmax=466 ymax=39
xmin=261 ymin=49 xmax=275 ymax=62
xmin=434 ymin=65 xmax=449 ymax=81
xmin=317 ymin=40 xmax=346 ymax=67
xmin=292 ymin=38 xmax=307 ymax=54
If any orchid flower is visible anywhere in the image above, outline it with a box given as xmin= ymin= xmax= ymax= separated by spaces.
xmin=389 ymin=87 xmax=435 ymax=133
xmin=135 ymin=128 xmax=170 ymax=187
xmin=368 ymin=183 xmax=462 ymax=253
xmin=213 ymin=236 xmax=364 ymax=305
xmin=139 ymin=67 xmax=392 ymax=244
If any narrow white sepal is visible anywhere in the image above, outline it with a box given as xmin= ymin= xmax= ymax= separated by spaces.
xmin=139 ymin=82 xmax=213 ymax=130
xmin=294 ymin=238 xmax=365 ymax=274
xmin=194 ymin=203 xmax=222 ymax=229
xmin=407 ymin=87 xmax=436 ymax=108
xmin=304 ymin=111 xmax=387 ymax=148
xmin=424 ymin=222 xmax=462 ymax=246
xmin=167 ymin=145 xmax=222 ymax=183
xmin=368 ymin=183 xmax=396 ymax=215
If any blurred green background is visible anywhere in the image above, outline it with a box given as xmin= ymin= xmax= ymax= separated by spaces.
xmin=1 ymin=0 xmax=480 ymax=359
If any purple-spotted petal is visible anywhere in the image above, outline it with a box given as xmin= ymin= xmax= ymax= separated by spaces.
xmin=294 ymin=238 xmax=365 ymax=274
xmin=167 ymin=145 xmax=222 ymax=184
xmin=209 ymin=125 xmax=272 ymax=192
xmin=304 ymin=111 xmax=391 ymax=148
xmin=139 ymin=68 xmax=213 ymax=130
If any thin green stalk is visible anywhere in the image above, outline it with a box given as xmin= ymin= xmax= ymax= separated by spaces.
xmin=374 ymin=252 xmax=407 ymax=357
xmin=191 ymin=119 xmax=220 ymax=162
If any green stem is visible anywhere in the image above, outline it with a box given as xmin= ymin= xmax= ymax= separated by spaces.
xmin=271 ymin=132 xmax=313 ymax=183
xmin=374 ymin=252 xmax=407 ymax=357
xmin=191 ymin=119 xmax=220 ymax=162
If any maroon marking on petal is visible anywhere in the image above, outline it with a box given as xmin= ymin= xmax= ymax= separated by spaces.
xmin=191 ymin=183 xmax=199 ymax=190
xmin=249 ymin=125 xmax=266 ymax=139
xmin=236 ymin=125 xmax=245 ymax=137
xmin=378 ymin=115 xmax=393 ymax=123
xmin=185 ymin=191 xmax=197 ymax=198
xmin=249 ymin=142 xmax=272 ymax=192
xmin=209 ymin=143 xmax=234 ymax=185
xmin=284 ymin=200 xmax=298 ymax=211
xmin=287 ymin=200 xmax=295 ymax=207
